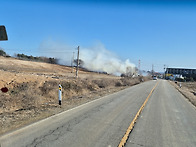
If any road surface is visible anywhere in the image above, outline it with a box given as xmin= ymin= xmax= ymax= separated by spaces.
xmin=126 ymin=80 xmax=196 ymax=147
xmin=0 ymin=80 xmax=196 ymax=147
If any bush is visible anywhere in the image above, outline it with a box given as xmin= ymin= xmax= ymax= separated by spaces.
xmin=16 ymin=53 xmax=58 ymax=64
xmin=115 ymin=81 xmax=122 ymax=87
xmin=39 ymin=81 xmax=57 ymax=95
xmin=92 ymin=80 xmax=109 ymax=88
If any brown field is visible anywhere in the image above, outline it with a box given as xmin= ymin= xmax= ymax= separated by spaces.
xmin=0 ymin=56 xmax=150 ymax=135
xmin=170 ymin=81 xmax=196 ymax=107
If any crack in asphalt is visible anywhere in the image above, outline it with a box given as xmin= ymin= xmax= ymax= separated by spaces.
xmin=129 ymin=141 xmax=144 ymax=147
xmin=25 ymin=102 xmax=107 ymax=147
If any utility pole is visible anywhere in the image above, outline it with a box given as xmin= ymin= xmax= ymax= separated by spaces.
xmin=58 ymin=84 xmax=62 ymax=105
xmin=76 ymin=46 xmax=80 ymax=78
xmin=138 ymin=59 xmax=141 ymax=76
xmin=164 ymin=64 xmax=166 ymax=79
xmin=152 ymin=64 xmax=154 ymax=76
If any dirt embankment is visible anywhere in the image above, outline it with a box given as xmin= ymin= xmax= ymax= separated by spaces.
xmin=0 ymin=56 xmax=151 ymax=135
xmin=170 ymin=81 xmax=196 ymax=107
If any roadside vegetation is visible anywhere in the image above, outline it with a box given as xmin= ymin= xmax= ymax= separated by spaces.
xmin=0 ymin=49 xmax=58 ymax=64
xmin=15 ymin=53 xmax=58 ymax=64
xmin=171 ymin=81 xmax=196 ymax=107
xmin=0 ymin=56 xmax=151 ymax=135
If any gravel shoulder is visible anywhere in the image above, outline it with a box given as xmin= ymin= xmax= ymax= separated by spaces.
xmin=170 ymin=81 xmax=196 ymax=107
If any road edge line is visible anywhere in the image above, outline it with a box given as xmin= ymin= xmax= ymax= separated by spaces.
xmin=118 ymin=81 xmax=159 ymax=147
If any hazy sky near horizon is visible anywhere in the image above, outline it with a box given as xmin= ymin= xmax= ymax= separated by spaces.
xmin=1 ymin=0 xmax=196 ymax=72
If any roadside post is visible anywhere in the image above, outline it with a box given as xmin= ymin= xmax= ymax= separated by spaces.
xmin=59 ymin=84 xmax=62 ymax=105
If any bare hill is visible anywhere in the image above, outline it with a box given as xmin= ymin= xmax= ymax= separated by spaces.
xmin=0 ymin=56 xmax=149 ymax=135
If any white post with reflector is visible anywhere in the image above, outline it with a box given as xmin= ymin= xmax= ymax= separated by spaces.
xmin=58 ymin=84 xmax=62 ymax=105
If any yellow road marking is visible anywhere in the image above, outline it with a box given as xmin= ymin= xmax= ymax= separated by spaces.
xmin=118 ymin=82 xmax=159 ymax=147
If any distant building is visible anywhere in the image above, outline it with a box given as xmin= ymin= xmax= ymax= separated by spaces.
xmin=165 ymin=68 xmax=196 ymax=79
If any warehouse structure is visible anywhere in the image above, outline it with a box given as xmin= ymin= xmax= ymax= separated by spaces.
xmin=166 ymin=68 xmax=196 ymax=79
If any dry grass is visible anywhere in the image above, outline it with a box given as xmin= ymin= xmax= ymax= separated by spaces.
xmin=170 ymin=81 xmax=196 ymax=107
xmin=0 ymin=56 xmax=151 ymax=135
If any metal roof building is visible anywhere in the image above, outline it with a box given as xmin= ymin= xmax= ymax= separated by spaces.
xmin=166 ymin=68 xmax=196 ymax=79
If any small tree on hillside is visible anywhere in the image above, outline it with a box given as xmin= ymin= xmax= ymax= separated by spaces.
xmin=74 ymin=59 xmax=84 ymax=67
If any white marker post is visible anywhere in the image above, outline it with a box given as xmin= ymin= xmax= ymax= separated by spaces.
xmin=59 ymin=84 xmax=62 ymax=105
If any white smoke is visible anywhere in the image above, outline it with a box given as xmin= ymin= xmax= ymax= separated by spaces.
xmin=80 ymin=43 xmax=135 ymax=75
xmin=39 ymin=40 xmax=135 ymax=76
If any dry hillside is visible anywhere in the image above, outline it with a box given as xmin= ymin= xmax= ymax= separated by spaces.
xmin=170 ymin=81 xmax=196 ymax=107
xmin=0 ymin=56 xmax=150 ymax=135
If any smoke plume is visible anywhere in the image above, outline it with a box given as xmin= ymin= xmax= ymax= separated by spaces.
xmin=80 ymin=43 xmax=135 ymax=75
xmin=39 ymin=40 xmax=135 ymax=76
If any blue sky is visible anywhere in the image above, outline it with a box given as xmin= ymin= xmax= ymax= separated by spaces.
xmin=1 ymin=0 xmax=196 ymax=72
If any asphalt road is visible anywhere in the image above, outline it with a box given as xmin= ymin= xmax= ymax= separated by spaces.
xmin=126 ymin=80 xmax=196 ymax=147
xmin=0 ymin=80 xmax=196 ymax=147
